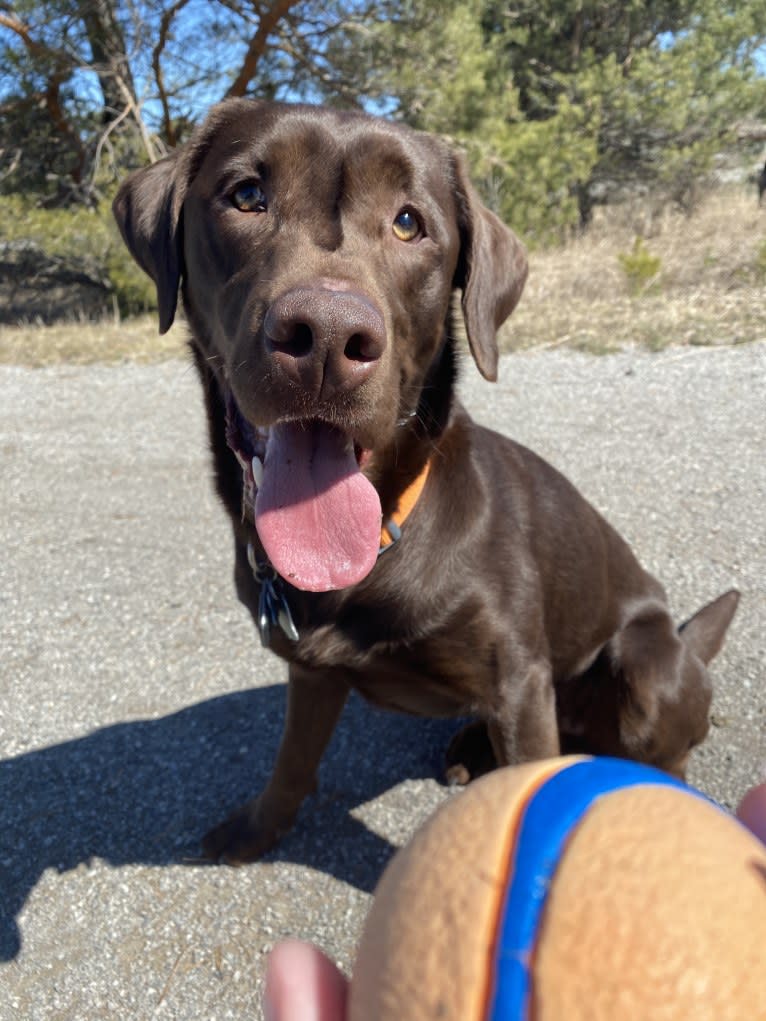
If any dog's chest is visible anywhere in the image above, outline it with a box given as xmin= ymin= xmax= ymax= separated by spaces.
xmin=276 ymin=611 xmax=491 ymax=717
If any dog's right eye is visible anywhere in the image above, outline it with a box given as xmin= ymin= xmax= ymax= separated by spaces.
xmin=392 ymin=208 xmax=422 ymax=242
xmin=231 ymin=182 xmax=267 ymax=213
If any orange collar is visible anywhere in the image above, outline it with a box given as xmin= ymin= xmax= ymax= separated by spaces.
xmin=379 ymin=459 xmax=431 ymax=551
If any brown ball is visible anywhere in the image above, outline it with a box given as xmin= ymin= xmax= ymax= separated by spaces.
xmin=349 ymin=757 xmax=766 ymax=1020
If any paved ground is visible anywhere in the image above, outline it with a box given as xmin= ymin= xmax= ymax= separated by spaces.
xmin=1 ymin=342 xmax=764 ymax=1020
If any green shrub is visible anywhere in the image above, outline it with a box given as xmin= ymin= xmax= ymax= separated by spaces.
xmin=754 ymin=238 xmax=766 ymax=280
xmin=617 ymin=237 xmax=662 ymax=295
xmin=0 ymin=194 xmax=155 ymax=318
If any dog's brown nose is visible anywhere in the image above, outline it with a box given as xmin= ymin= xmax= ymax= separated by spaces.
xmin=264 ymin=285 xmax=386 ymax=399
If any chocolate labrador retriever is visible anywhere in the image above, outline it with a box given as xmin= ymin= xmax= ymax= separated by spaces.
xmin=114 ymin=99 xmax=738 ymax=863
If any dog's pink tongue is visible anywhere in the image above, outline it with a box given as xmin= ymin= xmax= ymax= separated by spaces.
xmin=255 ymin=421 xmax=381 ymax=592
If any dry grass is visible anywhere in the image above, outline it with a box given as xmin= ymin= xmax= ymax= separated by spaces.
xmin=0 ymin=316 xmax=187 ymax=366
xmin=1 ymin=187 xmax=764 ymax=366
xmin=502 ymin=188 xmax=766 ymax=353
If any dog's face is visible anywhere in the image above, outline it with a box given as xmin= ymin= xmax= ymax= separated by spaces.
xmin=183 ymin=103 xmax=462 ymax=447
xmin=114 ymin=99 xmax=527 ymax=590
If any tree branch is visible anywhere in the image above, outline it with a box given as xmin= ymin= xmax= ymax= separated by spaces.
xmin=0 ymin=12 xmax=86 ymax=183
xmin=151 ymin=0 xmax=193 ymax=146
xmin=225 ymin=0 xmax=301 ymax=97
xmin=113 ymin=72 xmax=164 ymax=164
xmin=0 ymin=146 xmax=22 ymax=183
xmin=0 ymin=11 xmax=70 ymax=63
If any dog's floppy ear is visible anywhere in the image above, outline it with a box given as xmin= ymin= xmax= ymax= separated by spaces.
xmin=112 ymin=155 xmax=183 ymax=335
xmin=453 ymin=155 xmax=528 ymax=382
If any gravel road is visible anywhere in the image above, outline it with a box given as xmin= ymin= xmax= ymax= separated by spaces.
xmin=1 ymin=342 xmax=764 ymax=1020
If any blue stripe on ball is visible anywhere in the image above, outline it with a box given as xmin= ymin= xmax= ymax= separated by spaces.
xmin=488 ymin=757 xmax=699 ymax=1020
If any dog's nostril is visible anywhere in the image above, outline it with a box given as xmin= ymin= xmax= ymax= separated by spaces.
xmin=345 ymin=333 xmax=377 ymax=362
xmin=275 ymin=321 xmax=313 ymax=358
xmin=291 ymin=323 xmax=314 ymax=357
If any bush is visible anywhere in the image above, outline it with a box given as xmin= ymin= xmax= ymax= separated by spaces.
xmin=617 ymin=237 xmax=662 ymax=295
xmin=0 ymin=194 xmax=155 ymax=321
xmin=754 ymin=238 xmax=766 ymax=281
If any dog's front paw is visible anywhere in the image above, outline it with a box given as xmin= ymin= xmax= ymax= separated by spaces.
xmin=445 ymin=720 xmax=497 ymax=786
xmin=202 ymin=798 xmax=292 ymax=864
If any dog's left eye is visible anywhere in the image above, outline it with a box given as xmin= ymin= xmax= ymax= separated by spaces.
xmin=392 ymin=208 xmax=422 ymax=242
xmin=231 ymin=182 xmax=267 ymax=213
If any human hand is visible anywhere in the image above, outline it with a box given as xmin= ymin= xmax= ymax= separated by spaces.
xmin=263 ymin=938 xmax=347 ymax=1021
xmin=736 ymin=778 xmax=766 ymax=844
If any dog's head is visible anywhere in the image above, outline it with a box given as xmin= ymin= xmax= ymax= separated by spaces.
xmin=113 ymin=99 xmax=527 ymax=590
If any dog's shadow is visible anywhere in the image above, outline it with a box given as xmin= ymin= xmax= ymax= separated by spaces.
xmin=0 ymin=683 xmax=456 ymax=961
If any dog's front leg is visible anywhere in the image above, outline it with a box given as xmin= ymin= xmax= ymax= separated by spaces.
xmin=203 ymin=664 xmax=349 ymax=864
xmin=489 ymin=659 xmax=560 ymax=767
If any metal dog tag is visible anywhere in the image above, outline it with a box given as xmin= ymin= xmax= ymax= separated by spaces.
xmin=249 ymin=544 xmax=299 ymax=647
xmin=257 ymin=582 xmax=275 ymax=647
